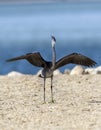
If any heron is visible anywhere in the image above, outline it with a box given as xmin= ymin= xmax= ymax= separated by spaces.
xmin=6 ymin=36 xmax=96 ymax=103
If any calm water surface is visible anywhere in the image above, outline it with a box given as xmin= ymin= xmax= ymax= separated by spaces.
xmin=0 ymin=2 xmax=101 ymax=74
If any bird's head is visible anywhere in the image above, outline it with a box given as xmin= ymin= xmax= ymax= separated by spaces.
xmin=51 ymin=36 xmax=56 ymax=47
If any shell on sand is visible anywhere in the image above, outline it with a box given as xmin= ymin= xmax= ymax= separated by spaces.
xmin=53 ymin=69 xmax=62 ymax=75
xmin=70 ymin=65 xmax=84 ymax=75
xmin=95 ymin=66 xmax=101 ymax=74
xmin=85 ymin=68 xmax=96 ymax=74
xmin=85 ymin=66 xmax=101 ymax=75
xmin=7 ymin=71 xmax=23 ymax=77
xmin=64 ymin=69 xmax=71 ymax=75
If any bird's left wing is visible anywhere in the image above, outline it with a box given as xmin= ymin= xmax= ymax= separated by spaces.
xmin=55 ymin=53 xmax=96 ymax=70
xmin=6 ymin=52 xmax=48 ymax=68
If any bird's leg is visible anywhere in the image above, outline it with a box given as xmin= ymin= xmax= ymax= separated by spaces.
xmin=43 ymin=77 xmax=46 ymax=103
xmin=51 ymin=75 xmax=54 ymax=103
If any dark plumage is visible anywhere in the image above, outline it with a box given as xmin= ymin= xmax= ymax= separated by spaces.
xmin=6 ymin=36 xmax=96 ymax=103
xmin=55 ymin=53 xmax=96 ymax=69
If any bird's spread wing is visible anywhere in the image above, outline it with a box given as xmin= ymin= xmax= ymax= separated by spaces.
xmin=55 ymin=53 xmax=96 ymax=69
xmin=6 ymin=52 xmax=48 ymax=68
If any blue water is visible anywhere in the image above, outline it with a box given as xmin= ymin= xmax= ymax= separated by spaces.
xmin=0 ymin=2 xmax=101 ymax=74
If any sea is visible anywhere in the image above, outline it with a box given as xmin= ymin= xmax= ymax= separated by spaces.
xmin=0 ymin=1 xmax=101 ymax=75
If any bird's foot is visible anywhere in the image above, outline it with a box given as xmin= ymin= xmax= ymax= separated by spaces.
xmin=49 ymin=99 xmax=55 ymax=103
xmin=42 ymin=101 xmax=46 ymax=104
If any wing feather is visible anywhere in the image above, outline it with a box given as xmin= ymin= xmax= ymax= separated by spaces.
xmin=6 ymin=52 xmax=48 ymax=68
xmin=55 ymin=53 xmax=96 ymax=69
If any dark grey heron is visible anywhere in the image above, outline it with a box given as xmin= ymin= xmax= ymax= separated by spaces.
xmin=6 ymin=36 xmax=96 ymax=103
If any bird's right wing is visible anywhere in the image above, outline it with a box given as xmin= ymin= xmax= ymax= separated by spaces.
xmin=55 ymin=53 xmax=96 ymax=70
xmin=6 ymin=52 xmax=48 ymax=68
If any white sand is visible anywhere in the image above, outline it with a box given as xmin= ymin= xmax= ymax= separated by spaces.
xmin=0 ymin=74 xmax=101 ymax=130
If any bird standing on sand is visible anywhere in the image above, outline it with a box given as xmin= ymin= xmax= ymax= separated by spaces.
xmin=6 ymin=36 xmax=96 ymax=103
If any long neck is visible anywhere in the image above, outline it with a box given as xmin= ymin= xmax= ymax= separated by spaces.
xmin=52 ymin=44 xmax=56 ymax=69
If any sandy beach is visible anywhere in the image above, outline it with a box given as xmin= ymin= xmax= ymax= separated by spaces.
xmin=0 ymin=73 xmax=101 ymax=130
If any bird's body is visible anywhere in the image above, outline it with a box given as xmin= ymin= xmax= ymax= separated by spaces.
xmin=6 ymin=36 xmax=96 ymax=103
xmin=41 ymin=67 xmax=53 ymax=78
